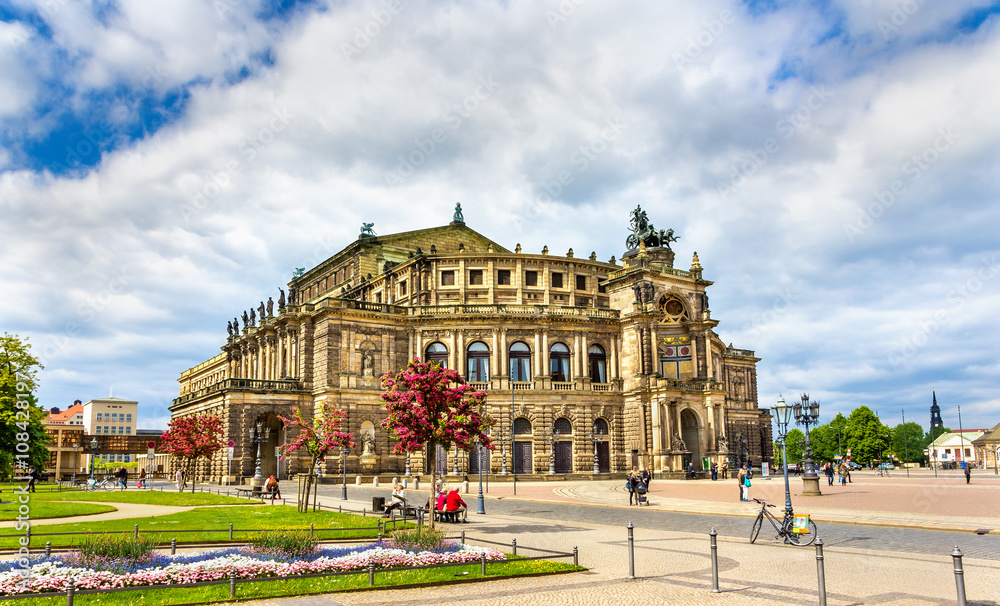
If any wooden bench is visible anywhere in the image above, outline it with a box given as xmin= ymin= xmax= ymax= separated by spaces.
xmin=235 ymin=486 xmax=283 ymax=502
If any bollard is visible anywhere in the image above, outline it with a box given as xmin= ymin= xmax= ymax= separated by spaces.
xmin=627 ymin=521 xmax=635 ymax=579
xmin=45 ymin=542 xmax=51 ymax=558
xmin=481 ymin=553 xmax=487 ymax=577
xmin=171 ymin=538 xmax=177 ymax=555
xmin=369 ymin=562 xmax=375 ymax=587
xmin=952 ymin=546 xmax=967 ymax=606
xmin=417 ymin=507 xmax=423 ymax=532
xmin=815 ymin=538 xmax=827 ymax=606
xmin=229 ymin=523 xmax=233 ymax=540
xmin=26 ymin=526 xmax=30 ymax=545
xmin=66 ymin=579 xmax=75 ymax=606
xmin=512 ymin=538 xmax=517 ymax=556
xmin=709 ymin=528 xmax=720 ymax=593
xmin=310 ymin=523 xmax=314 ymax=537
xmin=573 ymin=546 xmax=579 ymax=567
xmin=134 ymin=524 xmax=139 ymax=539
xmin=461 ymin=530 xmax=466 ymax=545
xmin=363 ymin=508 xmax=367 ymax=517
xmin=230 ymin=571 xmax=237 ymax=598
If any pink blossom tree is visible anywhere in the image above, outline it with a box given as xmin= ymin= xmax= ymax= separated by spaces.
xmin=380 ymin=357 xmax=492 ymax=528
xmin=159 ymin=414 xmax=225 ymax=493
xmin=278 ymin=402 xmax=355 ymax=513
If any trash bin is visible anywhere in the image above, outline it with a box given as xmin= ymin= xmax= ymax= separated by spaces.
xmin=372 ymin=496 xmax=385 ymax=512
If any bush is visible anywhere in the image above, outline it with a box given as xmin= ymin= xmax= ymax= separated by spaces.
xmin=384 ymin=528 xmax=459 ymax=552
xmin=63 ymin=533 xmax=162 ymax=573
xmin=246 ymin=531 xmax=318 ymax=558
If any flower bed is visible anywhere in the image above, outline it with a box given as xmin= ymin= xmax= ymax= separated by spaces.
xmin=0 ymin=542 xmax=506 ymax=595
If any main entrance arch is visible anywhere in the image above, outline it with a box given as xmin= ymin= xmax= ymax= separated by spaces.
xmin=681 ymin=409 xmax=702 ymax=470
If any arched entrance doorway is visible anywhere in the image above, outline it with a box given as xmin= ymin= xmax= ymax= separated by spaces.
xmin=252 ymin=412 xmax=286 ymax=480
xmin=681 ymin=409 xmax=702 ymax=470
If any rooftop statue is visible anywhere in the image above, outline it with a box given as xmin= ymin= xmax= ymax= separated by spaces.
xmin=453 ymin=202 xmax=464 ymax=223
xmin=360 ymin=222 xmax=376 ymax=237
xmin=626 ymin=205 xmax=680 ymax=250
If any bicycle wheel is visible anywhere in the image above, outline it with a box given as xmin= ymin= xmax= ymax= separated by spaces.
xmin=786 ymin=519 xmax=818 ymax=546
xmin=750 ymin=513 xmax=764 ymax=544
xmin=103 ymin=480 xmax=115 ymax=491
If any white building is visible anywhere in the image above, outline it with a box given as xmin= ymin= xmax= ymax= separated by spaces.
xmin=83 ymin=397 xmax=139 ymax=466
xmin=927 ymin=430 xmax=986 ymax=468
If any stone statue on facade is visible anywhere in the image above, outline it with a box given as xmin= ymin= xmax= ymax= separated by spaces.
xmin=361 ymin=432 xmax=376 ymax=456
xmin=453 ymin=202 xmax=464 ymax=223
xmin=625 ymin=205 xmax=680 ymax=251
xmin=288 ymin=288 xmax=297 ymax=305
xmin=360 ymin=222 xmax=376 ymax=237
xmin=278 ymin=288 xmax=285 ymax=310
xmin=266 ymin=297 xmax=274 ymax=317
xmin=716 ymin=434 xmax=728 ymax=451
xmin=258 ymin=301 xmax=265 ymax=321
xmin=362 ymin=349 xmax=374 ymax=376
xmin=672 ymin=432 xmax=687 ymax=451
xmin=242 ymin=311 xmax=250 ymax=328
xmin=227 ymin=321 xmax=233 ymax=336
xmin=249 ymin=308 xmax=256 ymax=326
xmin=234 ymin=317 xmax=241 ymax=333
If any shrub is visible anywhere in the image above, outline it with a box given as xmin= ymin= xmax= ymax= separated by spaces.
xmin=246 ymin=531 xmax=318 ymax=558
xmin=63 ymin=533 xmax=162 ymax=573
xmin=384 ymin=528 xmax=459 ymax=552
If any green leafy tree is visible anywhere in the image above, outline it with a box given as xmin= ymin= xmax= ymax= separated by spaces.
xmin=892 ymin=422 xmax=925 ymax=463
xmin=0 ymin=333 xmax=50 ymax=481
xmin=845 ymin=406 xmax=890 ymax=465
xmin=808 ymin=424 xmax=838 ymax=464
xmin=924 ymin=426 xmax=950 ymax=448
xmin=828 ymin=412 xmax=849 ymax=455
xmin=785 ymin=428 xmax=805 ymax=463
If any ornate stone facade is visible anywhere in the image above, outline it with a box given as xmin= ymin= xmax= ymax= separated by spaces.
xmin=170 ymin=208 xmax=770 ymax=482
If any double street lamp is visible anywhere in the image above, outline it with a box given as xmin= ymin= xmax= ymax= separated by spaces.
xmin=87 ymin=437 xmax=99 ymax=480
xmin=475 ymin=438 xmax=486 ymax=515
xmin=793 ymin=393 xmax=822 ymax=496
xmin=771 ymin=395 xmax=794 ymax=516
xmin=341 ymin=447 xmax=349 ymax=500
xmin=248 ymin=421 xmax=270 ymax=480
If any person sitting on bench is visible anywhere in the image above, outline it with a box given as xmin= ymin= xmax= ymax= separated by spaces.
xmin=265 ymin=475 xmax=281 ymax=499
xmin=445 ymin=485 xmax=468 ymax=523
xmin=383 ymin=483 xmax=407 ymax=517
xmin=435 ymin=485 xmax=452 ymax=522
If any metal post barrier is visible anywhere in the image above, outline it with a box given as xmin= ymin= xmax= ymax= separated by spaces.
xmin=481 ymin=553 xmax=487 ymax=576
xmin=134 ymin=524 xmax=139 ymax=539
xmin=229 ymin=523 xmax=233 ymax=540
xmin=368 ymin=562 xmax=375 ymax=587
xmin=461 ymin=530 xmax=465 ymax=545
xmin=417 ymin=507 xmax=423 ymax=532
xmin=310 ymin=523 xmax=314 ymax=537
xmin=627 ymin=521 xmax=635 ymax=579
xmin=709 ymin=528 xmax=720 ymax=593
xmin=573 ymin=546 xmax=579 ymax=567
xmin=230 ymin=571 xmax=237 ymax=598
xmin=25 ymin=527 xmax=30 ymax=545
xmin=66 ymin=579 xmax=75 ymax=606
xmin=171 ymin=538 xmax=176 ymax=555
xmin=512 ymin=538 xmax=517 ymax=556
xmin=952 ymin=546 xmax=967 ymax=606
xmin=815 ymin=538 xmax=827 ymax=606
xmin=45 ymin=541 xmax=51 ymax=558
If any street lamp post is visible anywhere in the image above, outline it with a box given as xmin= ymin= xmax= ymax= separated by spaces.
xmin=771 ymin=395 xmax=794 ymax=516
xmin=341 ymin=447 xmax=349 ymax=500
xmin=88 ymin=438 xmax=99 ymax=480
xmin=957 ymin=405 xmax=965 ymax=471
xmin=499 ymin=423 xmax=508 ymax=475
xmin=404 ymin=451 xmax=411 ymax=477
xmin=901 ymin=409 xmax=910 ymax=477
xmin=248 ymin=421 xmax=270 ymax=481
xmin=793 ymin=393 xmax=822 ymax=496
xmin=995 ymin=447 xmax=999 ymax=475
xmin=547 ymin=425 xmax=556 ymax=475
xmin=476 ymin=439 xmax=486 ymax=515
xmin=932 ymin=450 xmax=938 ymax=477
xmin=591 ymin=428 xmax=600 ymax=474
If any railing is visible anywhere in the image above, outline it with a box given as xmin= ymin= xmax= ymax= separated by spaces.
xmin=468 ymin=382 xmax=489 ymax=391
xmin=174 ymin=378 xmax=305 ymax=406
xmin=552 ymin=382 xmax=573 ymax=391
xmin=726 ymin=347 xmax=757 ymax=358
xmin=592 ymin=383 xmax=611 ymax=392
xmin=408 ymin=304 xmax=619 ymax=320
xmin=511 ymin=381 xmax=534 ymax=391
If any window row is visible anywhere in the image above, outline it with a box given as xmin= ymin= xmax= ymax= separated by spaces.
xmin=95 ymin=426 xmax=132 ymax=434
xmin=96 ymin=413 xmax=132 ymax=422
xmin=439 ymin=270 xmax=606 ymax=292
xmin=425 ymin=341 xmax=608 ymax=383
xmin=511 ymin=417 xmax=610 ymax=435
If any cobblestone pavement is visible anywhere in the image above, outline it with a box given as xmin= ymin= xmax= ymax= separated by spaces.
xmin=246 ymin=506 xmax=1000 ymax=606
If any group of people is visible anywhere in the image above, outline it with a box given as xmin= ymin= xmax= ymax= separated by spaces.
xmin=822 ymin=461 xmax=853 ymax=486
xmin=380 ymin=482 xmax=468 ymax=523
xmin=625 ymin=467 xmax=651 ymax=505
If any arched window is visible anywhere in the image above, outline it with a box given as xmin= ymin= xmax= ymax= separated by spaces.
xmin=588 ymin=344 xmax=607 ymax=383
xmin=593 ymin=418 xmax=609 ymax=435
xmin=513 ymin=417 xmax=532 ymax=435
xmin=509 ymin=341 xmax=531 ymax=382
xmin=554 ymin=418 xmax=572 ymax=435
xmin=425 ymin=342 xmax=448 ymax=368
xmin=467 ymin=341 xmax=490 ymax=382
xmin=549 ymin=342 xmax=570 ymax=382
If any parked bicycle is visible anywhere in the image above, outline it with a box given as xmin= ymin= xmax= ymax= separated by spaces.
xmin=749 ymin=498 xmax=818 ymax=546
xmin=86 ymin=477 xmax=116 ymax=492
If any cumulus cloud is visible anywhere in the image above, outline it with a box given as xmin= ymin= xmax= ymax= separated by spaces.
xmin=1 ymin=0 xmax=999 ymax=429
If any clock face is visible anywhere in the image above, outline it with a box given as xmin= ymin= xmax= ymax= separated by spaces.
xmin=665 ymin=300 xmax=684 ymax=315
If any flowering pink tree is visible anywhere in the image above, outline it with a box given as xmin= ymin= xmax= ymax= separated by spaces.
xmin=380 ymin=357 xmax=492 ymax=528
xmin=278 ymin=402 xmax=355 ymax=513
xmin=159 ymin=414 xmax=225 ymax=493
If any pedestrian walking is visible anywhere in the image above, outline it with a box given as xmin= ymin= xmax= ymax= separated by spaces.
xmin=116 ymin=466 xmax=128 ymax=490
xmin=738 ymin=465 xmax=751 ymax=501
xmin=720 ymin=459 xmax=729 ymax=480
xmin=824 ymin=462 xmax=834 ymax=486
xmin=27 ymin=467 xmax=38 ymax=492
xmin=175 ymin=468 xmax=184 ymax=491
xmin=964 ymin=462 xmax=971 ymax=484
xmin=710 ymin=461 xmax=718 ymax=481
xmin=137 ymin=468 xmax=147 ymax=489
xmin=626 ymin=468 xmax=639 ymax=505
xmin=640 ymin=467 xmax=651 ymax=490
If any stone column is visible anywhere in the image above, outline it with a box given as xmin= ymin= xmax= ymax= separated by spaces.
xmin=611 ymin=335 xmax=619 ymax=381
xmin=449 ymin=331 xmax=457 ymax=371
xmin=457 ymin=331 xmax=466 ymax=377
xmin=534 ymin=332 xmax=542 ymax=378
xmin=499 ymin=329 xmax=507 ymax=382
xmin=415 ymin=330 xmax=423 ymax=362
xmin=649 ymin=324 xmax=658 ymax=377
xmin=492 ymin=330 xmax=500 ymax=378
xmin=541 ymin=330 xmax=549 ymax=378
xmin=573 ymin=332 xmax=581 ymax=379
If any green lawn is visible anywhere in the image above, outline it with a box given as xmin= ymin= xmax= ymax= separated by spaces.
xmin=10 ymin=556 xmax=582 ymax=605
xmin=0 ymin=500 xmax=116 ymax=521
xmin=6 ymin=487 xmax=253 ymax=507
xmin=0 ymin=505 xmax=400 ymax=549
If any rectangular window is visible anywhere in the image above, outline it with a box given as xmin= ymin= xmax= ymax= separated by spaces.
xmin=441 ymin=270 xmax=455 ymax=286
xmin=375 ymin=292 xmax=382 ymax=303
xmin=96 ymin=413 xmax=102 ymax=421
xmin=551 ymin=272 xmax=564 ymax=288
xmin=525 ymin=270 xmax=538 ymax=286
xmin=469 ymin=269 xmax=484 ymax=285
xmin=126 ymin=414 xmax=132 ymax=422
xmin=598 ymin=283 xmax=607 ymax=293
xmin=497 ymin=269 xmax=511 ymax=285
xmin=104 ymin=426 xmax=109 ymax=434
xmin=112 ymin=413 xmax=118 ymax=421
xmin=126 ymin=427 xmax=132 ymax=434
xmin=576 ymin=275 xmax=587 ymax=290
xmin=399 ymin=280 xmax=407 ymax=295
xmin=965 ymin=448 xmax=971 ymax=457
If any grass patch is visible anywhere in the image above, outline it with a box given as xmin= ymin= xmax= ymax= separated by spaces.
xmin=0 ymin=505 xmax=404 ymax=550
xmin=0 ymin=501 xmax=116 ymax=521
xmin=14 ymin=489 xmax=253 ymax=507
xmin=10 ymin=555 xmax=581 ymax=605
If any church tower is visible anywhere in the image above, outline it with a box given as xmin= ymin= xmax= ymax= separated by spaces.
xmin=929 ymin=390 xmax=943 ymax=429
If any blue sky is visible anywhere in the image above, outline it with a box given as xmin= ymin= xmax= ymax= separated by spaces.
xmin=2 ymin=0 xmax=999 ymax=431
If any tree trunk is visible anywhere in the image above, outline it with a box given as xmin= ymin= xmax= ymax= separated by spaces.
xmin=428 ymin=440 xmax=436 ymax=530
xmin=189 ymin=460 xmax=196 ymax=494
